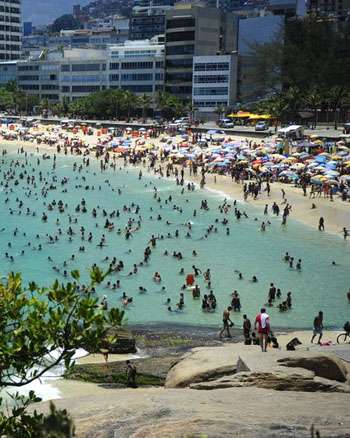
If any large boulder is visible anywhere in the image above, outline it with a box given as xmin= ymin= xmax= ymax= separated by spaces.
xmin=277 ymin=353 xmax=348 ymax=382
xmin=165 ymin=345 xmax=239 ymax=388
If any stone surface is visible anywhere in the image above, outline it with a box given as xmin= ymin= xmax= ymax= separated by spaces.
xmin=191 ymin=370 xmax=350 ymax=393
xmin=277 ymin=353 xmax=349 ymax=382
xmin=35 ymin=386 xmax=350 ymax=437
xmin=165 ymin=345 xmax=239 ymax=388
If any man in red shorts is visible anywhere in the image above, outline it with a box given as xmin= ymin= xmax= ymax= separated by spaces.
xmin=255 ymin=308 xmax=270 ymax=352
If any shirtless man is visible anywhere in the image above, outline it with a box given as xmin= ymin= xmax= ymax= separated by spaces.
xmin=219 ymin=306 xmax=233 ymax=338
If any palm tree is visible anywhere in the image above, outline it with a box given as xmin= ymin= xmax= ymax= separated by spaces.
xmin=185 ymin=101 xmax=197 ymax=124
xmin=303 ymin=87 xmax=322 ymax=128
xmin=138 ymin=94 xmax=152 ymax=121
xmin=327 ymin=86 xmax=350 ymax=130
xmin=283 ymin=86 xmax=301 ymax=121
xmin=122 ymin=90 xmax=136 ymax=119
xmin=214 ymin=104 xmax=227 ymax=121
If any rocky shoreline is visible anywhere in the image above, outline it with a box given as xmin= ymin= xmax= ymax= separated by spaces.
xmin=39 ymin=327 xmax=350 ymax=437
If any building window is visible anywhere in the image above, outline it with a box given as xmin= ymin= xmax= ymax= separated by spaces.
xmin=166 ymin=72 xmax=192 ymax=82
xmin=71 ymin=85 xmax=100 ymax=93
xmin=71 ymin=64 xmax=101 ymax=72
xmin=194 ymin=62 xmax=230 ymax=72
xmin=194 ymin=75 xmax=228 ymax=83
xmin=110 ymin=62 xmax=119 ymax=70
xmin=193 ymin=87 xmax=228 ymax=96
xmin=61 ymin=86 xmax=70 ymax=92
xmin=61 ymin=64 xmax=70 ymax=72
xmin=121 ymin=61 xmax=153 ymax=69
xmin=166 ymin=18 xmax=195 ymax=29
xmin=18 ymin=75 xmax=39 ymax=81
xmin=121 ymin=73 xmax=153 ymax=81
xmin=166 ymin=31 xmax=194 ymax=43
xmin=109 ymin=74 xmax=119 ymax=81
xmin=166 ymin=45 xmax=194 ymax=56
xmin=121 ymin=84 xmax=153 ymax=92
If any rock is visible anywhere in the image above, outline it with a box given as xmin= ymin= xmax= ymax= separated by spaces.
xmin=34 ymin=386 xmax=350 ymax=437
xmin=191 ymin=369 xmax=350 ymax=393
xmin=277 ymin=353 xmax=348 ymax=382
xmin=165 ymin=345 xmax=238 ymax=388
xmin=89 ymin=328 xmax=136 ymax=354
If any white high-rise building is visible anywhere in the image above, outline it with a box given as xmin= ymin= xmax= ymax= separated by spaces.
xmin=0 ymin=0 xmax=22 ymax=60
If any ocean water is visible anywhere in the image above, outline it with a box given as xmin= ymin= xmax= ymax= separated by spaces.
xmin=0 ymin=145 xmax=349 ymax=330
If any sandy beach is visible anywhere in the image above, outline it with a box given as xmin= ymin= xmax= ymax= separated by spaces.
xmin=1 ymin=124 xmax=349 ymax=237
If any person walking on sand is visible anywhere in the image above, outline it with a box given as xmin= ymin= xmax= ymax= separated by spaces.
xmin=220 ymin=306 xmax=233 ymax=338
xmin=255 ymin=308 xmax=270 ymax=352
xmin=311 ymin=311 xmax=324 ymax=344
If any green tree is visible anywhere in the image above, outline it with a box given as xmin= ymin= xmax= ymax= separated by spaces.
xmin=214 ymin=104 xmax=227 ymax=121
xmin=0 ymin=267 xmax=124 ymax=435
xmin=303 ymin=87 xmax=322 ymax=128
xmin=326 ymin=86 xmax=350 ymax=129
xmin=138 ymin=94 xmax=152 ymax=121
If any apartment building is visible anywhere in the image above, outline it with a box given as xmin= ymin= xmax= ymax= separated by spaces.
xmin=17 ymin=40 xmax=165 ymax=103
xmin=192 ymin=54 xmax=237 ymax=116
xmin=165 ymin=4 xmax=237 ymax=99
xmin=0 ymin=0 xmax=21 ymax=60
xmin=107 ymin=39 xmax=164 ymax=94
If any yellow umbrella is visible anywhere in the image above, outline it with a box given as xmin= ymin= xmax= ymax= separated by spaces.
xmin=249 ymin=114 xmax=272 ymax=120
xmin=227 ymin=111 xmax=252 ymax=118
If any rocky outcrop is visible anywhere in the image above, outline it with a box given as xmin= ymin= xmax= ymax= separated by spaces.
xmin=277 ymin=354 xmax=348 ymax=382
xmin=191 ymin=370 xmax=350 ymax=393
xmin=165 ymin=344 xmax=350 ymax=393
xmin=91 ymin=328 xmax=136 ymax=354
xmin=35 ymin=386 xmax=350 ymax=437
xmin=165 ymin=346 xmax=238 ymax=388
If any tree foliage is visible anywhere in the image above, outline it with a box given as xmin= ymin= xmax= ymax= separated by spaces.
xmin=0 ymin=267 xmax=125 ymax=435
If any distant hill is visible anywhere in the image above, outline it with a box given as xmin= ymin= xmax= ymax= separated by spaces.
xmin=22 ymin=0 xmax=90 ymax=26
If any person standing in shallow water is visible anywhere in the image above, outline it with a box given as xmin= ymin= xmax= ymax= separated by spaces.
xmin=243 ymin=314 xmax=251 ymax=343
xmin=311 ymin=311 xmax=324 ymax=344
xmin=318 ymin=217 xmax=325 ymax=231
xmin=220 ymin=306 xmax=233 ymax=338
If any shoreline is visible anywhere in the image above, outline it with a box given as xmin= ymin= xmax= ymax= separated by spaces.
xmin=2 ymin=136 xmax=349 ymax=238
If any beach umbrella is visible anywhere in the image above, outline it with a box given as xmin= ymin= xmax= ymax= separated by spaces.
xmin=325 ymin=170 xmax=340 ymax=177
xmin=314 ymin=155 xmax=327 ymax=163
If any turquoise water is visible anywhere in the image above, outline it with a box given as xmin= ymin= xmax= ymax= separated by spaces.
xmin=1 ymin=145 xmax=349 ymax=329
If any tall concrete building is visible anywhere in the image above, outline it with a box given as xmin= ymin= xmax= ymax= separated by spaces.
xmin=192 ymin=54 xmax=238 ymax=116
xmin=164 ymin=4 xmax=237 ymax=99
xmin=0 ymin=0 xmax=22 ymax=60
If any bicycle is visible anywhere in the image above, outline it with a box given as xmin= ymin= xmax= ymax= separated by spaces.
xmin=336 ymin=332 xmax=350 ymax=344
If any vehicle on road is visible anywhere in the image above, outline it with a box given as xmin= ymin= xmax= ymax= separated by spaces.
xmin=255 ymin=121 xmax=269 ymax=131
xmin=343 ymin=123 xmax=350 ymax=134
xmin=218 ymin=118 xmax=234 ymax=128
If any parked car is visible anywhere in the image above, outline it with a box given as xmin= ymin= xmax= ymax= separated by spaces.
xmin=255 ymin=121 xmax=269 ymax=131
xmin=343 ymin=123 xmax=350 ymax=134
xmin=218 ymin=118 xmax=234 ymax=128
